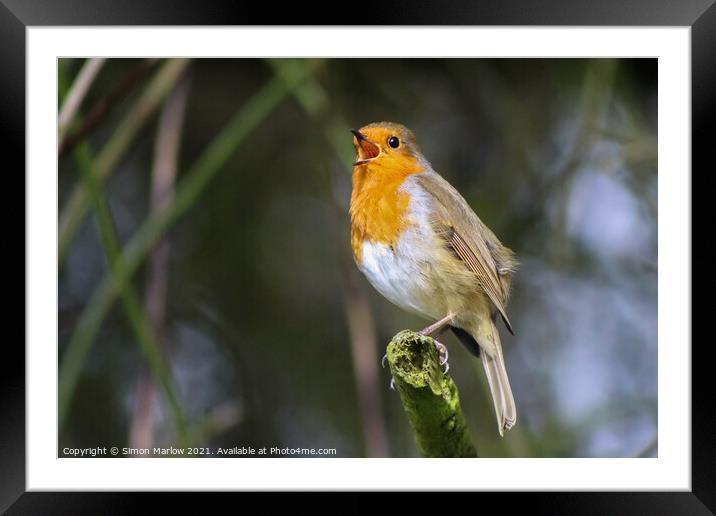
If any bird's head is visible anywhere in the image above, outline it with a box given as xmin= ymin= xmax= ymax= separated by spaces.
xmin=351 ymin=122 xmax=425 ymax=174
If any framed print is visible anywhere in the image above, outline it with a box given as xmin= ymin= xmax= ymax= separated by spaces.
xmin=4 ymin=0 xmax=712 ymax=512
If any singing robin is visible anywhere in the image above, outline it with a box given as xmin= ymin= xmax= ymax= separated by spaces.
xmin=349 ymin=122 xmax=518 ymax=436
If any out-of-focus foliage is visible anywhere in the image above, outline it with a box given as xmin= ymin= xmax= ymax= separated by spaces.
xmin=58 ymin=58 xmax=657 ymax=457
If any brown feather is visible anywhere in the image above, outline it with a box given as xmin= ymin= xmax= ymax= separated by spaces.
xmin=414 ymin=172 xmax=516 ymax=334
xmin=449 ymin=229 xmax=513 ymax=333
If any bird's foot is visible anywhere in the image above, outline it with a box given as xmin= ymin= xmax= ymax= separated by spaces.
xmin=417 ymin=314 xmax=452 ymax=375
xmin=434 ymin=339 xmax=450 ymax=374
xmin=381 ymin=353 xmax=397 ymax=390
xmin=418 ymin=313 xmax=454 ymax=337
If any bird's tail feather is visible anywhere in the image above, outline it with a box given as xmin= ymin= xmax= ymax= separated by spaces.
xmin=478 ymin=321 xmax=516 ymax=436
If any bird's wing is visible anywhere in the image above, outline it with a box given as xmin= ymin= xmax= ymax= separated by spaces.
xmin=413 ymin=172 xmax=514 ymax=334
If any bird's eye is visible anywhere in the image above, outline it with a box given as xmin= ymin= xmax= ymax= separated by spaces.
xmin=388 ymin=136 xmax=400 ymax=148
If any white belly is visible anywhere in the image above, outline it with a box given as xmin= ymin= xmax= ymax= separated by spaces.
xmin=358 ymin=228 xmax=443 ymax=319
xmin=355 ymin=174 xmax=488 ymax=323
xmin=356 ymin=176 xmax=451 ymax=320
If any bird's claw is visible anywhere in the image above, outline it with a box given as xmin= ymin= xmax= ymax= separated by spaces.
xmin=433 ymin=340 xmax=450 ymax=375
xmin=382 ymin=353 xmax=397 ymax=391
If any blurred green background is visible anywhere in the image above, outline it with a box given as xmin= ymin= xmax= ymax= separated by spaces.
xmin=58 ymin=58 xmax=657 ymax=458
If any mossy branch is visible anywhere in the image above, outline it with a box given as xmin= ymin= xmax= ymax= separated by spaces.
xmin=387 ymin=330 xmax=478 ymax=458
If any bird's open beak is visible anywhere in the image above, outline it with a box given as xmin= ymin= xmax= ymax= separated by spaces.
xmin=351 ymin=129 xmax=380 ymax=166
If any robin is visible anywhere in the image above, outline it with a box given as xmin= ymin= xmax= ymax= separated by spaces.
xmin=349 ymin=122 xmax=518 ymax=436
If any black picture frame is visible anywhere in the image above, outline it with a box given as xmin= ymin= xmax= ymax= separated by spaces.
xmin=4 ymin=0 xmax=711 ymax=512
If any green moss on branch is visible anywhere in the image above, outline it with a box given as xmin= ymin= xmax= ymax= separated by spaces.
xmin=387 ymin=330 xmax=477 ymax=458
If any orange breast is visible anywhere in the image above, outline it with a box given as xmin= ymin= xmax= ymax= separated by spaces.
xmin=349 ymin=159 xmax=422 ymax=262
